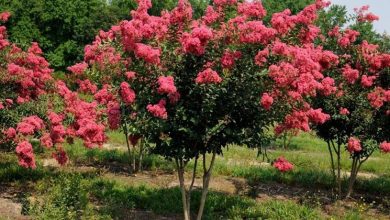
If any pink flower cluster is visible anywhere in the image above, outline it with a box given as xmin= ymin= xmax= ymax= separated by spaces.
xmin=342 ymin=64 xmax=359 ymax=84
xmin=0 ymin=12 xmax=11 ymax=22
xmin=221 ymin=50 xmax=242 ymax=69
xmin=380 ymin=141 xmax=390 ymax=153
xmin=16 ymin=116 xmax=45 ymax=135
xmin=367 ymin=87 xmax=390 ymax=109
xmin=6 ymin=42 xmax=53 ymax=103
xmin=120 ymin=82 xmax=136 ymax=104
xmin=260 ymin=93 xmax=273 ymax=110
xmin=16 ymin=141 xmax=36 ymax=169
xmin=158 ymin=76 xmax=177 ymax=95
xmin=181 ymin=26 xmax=214 ymax=56
xmin=195 ymin=68 xmax=222 ymax=84
xmin=134 ymin=43 xmax=161 ymax=65
xmin=67 ymin=62 xmax=88 ymax=75
xmin=347 ymin=137 xmax=362 ymax=153
xmin=275 ymin=108 xmax=330 ymax=134
xmin=147 ymin=99 xmax=168 ymax=119
xmin=273 ymin=156 xmax=294 ymax=172
xmin=355 ymin=5 xmax=379 ymax=23
xmin=237 ymin=1 xmax=266 ymax=19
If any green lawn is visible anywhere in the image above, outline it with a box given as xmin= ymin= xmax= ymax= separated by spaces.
xmin=1 ymin=131 xmax=389 ymax=219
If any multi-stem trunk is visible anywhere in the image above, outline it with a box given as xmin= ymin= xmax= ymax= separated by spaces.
xmin=326 ymin=140 xmax=336 ymax=190
xmin=346 ymin=157 xmax=359 ymax=198
xmin=330 ymin=140 xmax=342 ymax=195
xmin=138 ymin=138 xmax=144 ymax=172
xmin=175 ymin=156 xmax=198 ymax=220
xmin=345 ymin=152 xmax=372 ymax=198
xmin=123 ymin=123 xmax=133 ymax=174
xmin=196 ymin=151 xmax=217 ymax=220
xmin=176 ymin=159 xmax=190 ymax=220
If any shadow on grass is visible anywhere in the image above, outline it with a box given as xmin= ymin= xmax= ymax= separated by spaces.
xmin=233 ymin=166 xmax=390 ymax=203
xmin=66 ymin=146 xmax=176 ymax=174
xmin=90 ymin=178 xmax=321 ymax=220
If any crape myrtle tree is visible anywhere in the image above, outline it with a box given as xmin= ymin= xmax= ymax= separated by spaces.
xmin=67 ymin=0 xmax=346 ymax=219
xmin=309 ymin=5 xmax=390 ymax=197
xmin=0 ymin=12 xmax=51 ymax=153
xmin=0 ymin=12 xmax=107 ymax=168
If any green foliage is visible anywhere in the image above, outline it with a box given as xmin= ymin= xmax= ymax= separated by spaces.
xmin=28 ymin=173 xmax=104 ymax=220
xmin=0 ymin=0 xmax=132 ymax=70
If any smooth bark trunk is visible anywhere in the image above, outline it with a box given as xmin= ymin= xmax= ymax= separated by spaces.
xmin=196 ymin=152 xmax=217 ymax=220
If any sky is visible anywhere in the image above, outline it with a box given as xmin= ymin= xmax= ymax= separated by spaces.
xmin=330 ymin=0 xmax=390 ymax=33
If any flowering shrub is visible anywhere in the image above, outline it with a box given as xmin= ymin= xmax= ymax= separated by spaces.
xmin=68 ymin=1 xmax=355 ymax=219
xmin=0 ymin=12 xmax=107 ymax=168
xmin=308 ymin=5 xmax=390 ymax=197
xmin=273 ymin=156 xmax=294 ymax=172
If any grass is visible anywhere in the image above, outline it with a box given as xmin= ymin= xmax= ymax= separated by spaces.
xmin=1 ymin=131 xmax=389 ymax=219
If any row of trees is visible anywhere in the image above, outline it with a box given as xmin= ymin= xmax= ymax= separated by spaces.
xmin=1 ymin=1 xmax=389 ymax=220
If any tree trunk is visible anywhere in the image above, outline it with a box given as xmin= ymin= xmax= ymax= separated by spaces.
xmin=346 ymin=157 xmax=359 ymax=198
xmin=123 ymin=124 xmax=133 ymax=174
xmin=138 ymin=138 xmax=144 ymax=172
xmin=326 ymin=141 xmax=336 ymax=187
xmin=176 ymin=159 xmax=191 ymax=220
xmin=196 ymin=152 xmax=217 ymax=220
xmin=331 ymin=140 xmax=342 ymax=196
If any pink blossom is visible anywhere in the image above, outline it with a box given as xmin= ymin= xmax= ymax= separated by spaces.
xmin=0 ymin=12 xmax=11 ymax=22
xmin=202 ymin=6 xmax=220 ymax=24
xmin=16 ymin=141 xmax=36 ymax=169
xmin=347 ymin=137 xmax=362 ymax=153
xmin=380 ymin=141 xmax=390 ymax=153
xmin=28 ymin=42 xmax=43 ymax=54
xmin=168 ymin=91 xmax=181 ymax=104
xmin=107 ymin=101 xmax=121 ymax=130
xmin=48 ymin=112 xmax=63 ymax=125
xmin=237 ymin=1 xmax=266 ymax=19
xmin=221 ymin=50 xmax=242 ymax=69
xmin=50 ymin=124 xmax=67 ymax=144
xmin=338 ymin=29 xmax=360 ymax=47
xmin=367 ymin=87 xmax=385 ymax=109
xmin=260 ymin=93 xmax=273 ymax=110
xmin=321 ymin=77 xmax=336 ymax=96
xmin=40 ymin=133 xmax=53 ymax=148
xmin=339 ymin=108 xmax=350 ymax=115
xmin=254 ymin=48 xmax=269 ymax=67
xmin=271 ymin=9 xmax=296 ymax=35
xmin=4 ymin=128 xmax=16 ymax=139
xmin=355 ymin=5 xmax=379 ymax=23
xmin=67 ymin=62 xmax=88 ymax=75
xmin=170 ymin=0 xmax=193 ymax=25
xmin=120 ymin=82 xmax=136 ymax=104
xmin=157 ymin=76 xmax=177 ymax=95
xmin=342 ymin=64 xmax=359 ymax=84
xmin=94 ymin=85 xmax=114 ymax=104
xmin=195 ymin=68 xmax=222 ymax=84
xmin=134 ymin=43 xmax=161 ymax=65
xmin=180 ymin=33 xmax=204 ymax=55
xmin=77 ymin=79 xmax=98 ymax=94
xmin=125 ymin=71 xmax=137 ymax=80
xmin=307 ymin=108 xmax=330 ymax=124
xmin=147 ymin=99 xmax=168 ymax=119
xmin=238 ymin=21 xmax=276 ymax=44
xmin=52 ymin=147 xmax=68 ymax=165
xmin=76 ymin=119 xmax=107 ymax=148
xmin=361 ymin=75 xmax=376 ymax=87
xmin=273 ymin=156 xmax=294 ymax=172
xmin=16 ymin=116 xmax=44 ymax=135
